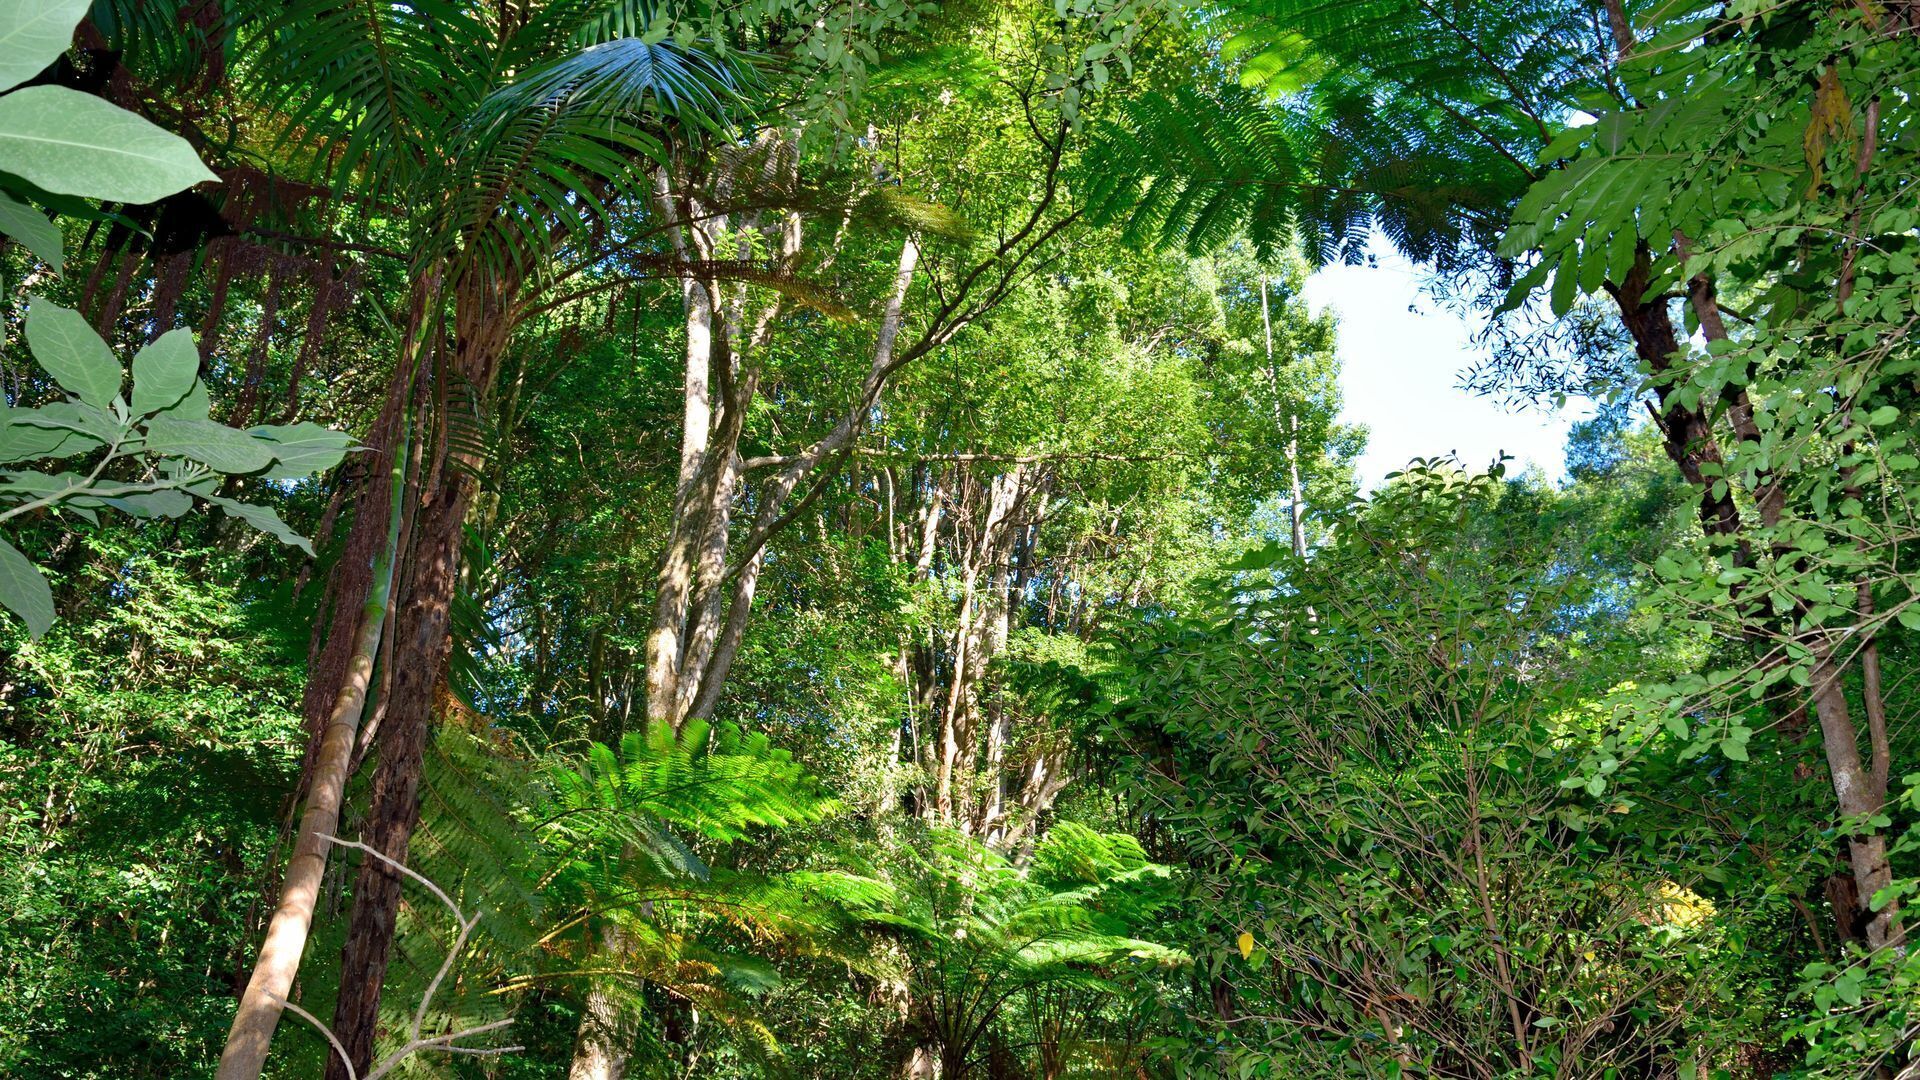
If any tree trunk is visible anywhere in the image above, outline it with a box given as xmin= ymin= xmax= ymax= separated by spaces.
xmin=568 ymin=926 xmax=633 ymax=1080
xmin=322 ymin=466 xmax=474 ymax=1080
xmin=643 ymin=252 xmax=718 ymax=729
xmin=216 ymin=410 xmax=411 ymax=1080
xmin=324 ymin=279 xmax=509 ymax=1079
xmin=1610 ymin=243 xmax=1901 ymax=948
xmin=1808 ymin=644 xmax=1900 ymax=948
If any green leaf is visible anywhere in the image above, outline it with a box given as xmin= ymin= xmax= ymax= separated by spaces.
xmin=0 ymin=535 xmax=53 ymax=638
xmin=0 ymin=406 xmax=99 ymax=462
xmin=0 ymin=190 xmax=62 ymax=271
xmin=102 ymin=488 xmax=191 ymax=519
xmin=143 ymin=416 xmax=273 ymax=474
xmin=160 ymin=458 xmax=217 ymax=497
xmin=205 ymin=495 xmax=311 ymax=555
xmin=155 ymin=378 xmax=211 ymax=421
xmin=1549 ymin=248 xmax=1578 ymax=318
xmin=25 ymin=297 xmax=120 ymax=407
xmin=1720 ymin=738 xmax=1749 ymax=762
xmin=1495 ymin=259 xmax=1551 ymax=314
xmin=0 ymin=85 xmax=218 ymax=204
xmin=14 ymin=401 xmax=119 ymax=443
xmin=130 ymin=329 xmax=200 ymax=416
xmin=249 ymin=422 xmax=355 ymax=479
xmin=0 ymin=468 xmax=87 ymax=497
xmin=0 ymin=0 xmax=91 ymax=94
xmin=1834 ymin=968 xmax=1865 ymax=1007
xmin=1869 ymin=405 xmax=1900 ymax=427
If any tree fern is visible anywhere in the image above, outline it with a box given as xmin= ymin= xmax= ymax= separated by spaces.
xmin=856 ymin=825 xmax=1187 ymax=1076
xmin=1085 ymin=0 xmax=1634 ymax=273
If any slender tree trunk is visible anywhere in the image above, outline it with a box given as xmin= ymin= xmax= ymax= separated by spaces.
xmin=660 ymin=236 xmax=920 ymax=730
xmin=1615 ymin=236 xmax=1901 ymax=947
xmin=322 ymin=467 xmax=475 ymax=1080
xmin=1259 ymin=276 xmax=1307 ymax=556
xmin=1808 ymin=644 xmax=1901 ymax=948
xmin=216 ymin=413 xmax=410 ymax=1080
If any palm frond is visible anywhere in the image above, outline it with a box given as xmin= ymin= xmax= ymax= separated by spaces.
xmin=474 ymin=37 xmax=750 ymax=133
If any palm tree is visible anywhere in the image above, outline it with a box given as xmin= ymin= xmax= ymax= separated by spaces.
xmin=216 ymin=4 xmax=749 ymax=1075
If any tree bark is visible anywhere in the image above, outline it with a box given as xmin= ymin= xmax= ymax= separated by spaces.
xmin=1809 ymin=644 xmax=1900 ymax=948
xmin=568 ymin=926 xmax=633 ymax=1080
xmin=321 ymin=468 xmax=474 ymax=1080
xmin=217 ymin=409 xmax=411 ymax=1080
xmin=324 ymin=278 xmax=510 ymax=1079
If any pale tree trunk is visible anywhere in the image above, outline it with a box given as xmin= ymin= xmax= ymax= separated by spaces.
xmin=1259 ymin=276 xmax=1307 ymax=557
xmin=645 ymin=112 xmax=1076 ymax=743
xmin=934 ymin=469 xmax=1024 ymax=826
xmin=216 ymin=406 xmax=412 ymax=1080
xmin=647 ymin=234 xmax=920 ymax=731
xmin=1000 ymin=751 xmax=1072 ymax=861
xmin=568 ymin=926 xmax=633 ymax=1080
xmin=603 ymin=196 xmax=924 ymax=1080
xmin=644 ymin=166 xmax=722 ymax=731
xmin=1809 ymin=644 xmax=1901 ymax=948
xmin=902 ymin=1046 xmax=938 ymax=1078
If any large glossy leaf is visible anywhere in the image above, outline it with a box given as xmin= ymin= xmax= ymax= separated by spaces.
xmin=130 ymin=329 xmax=199 ymax=416
xmin=0 ymin=0 xmax=90 ymax=94
xmin=0 ymin=535 xmax=53 ymax=638
xmin=0 ymin=191 xmax=62 ymax=271
xmin=0 ymin=85 xmax=218 ymax=204
xmin=24 ymin=297 xmax=120 ymax=407
xmin=144 ymin=416 xmax=273 ymax=474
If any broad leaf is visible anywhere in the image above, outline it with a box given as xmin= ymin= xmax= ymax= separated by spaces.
xmin=102 ymin=488 xmax=192 ymax=519
xmin=25 ymin=297 xmax=120 ymax=407
xmin=144 ymin=416 xmax=273 ymax=474
xmin=160 ymin=459 xmax=218 ymax=497
xmin=0 ymin=535 xmax=53 ymax=638
xmin=0 ymin=190 xmax=62 ymax=271
xmin=0 ymin=468 xmax=87 ymax=497
xmin=13 ymin=401 xmax=120 ymax=443
xmin=250 ymin=422 xmax=356 ymax=479
xmin=0 ymin=85 xmax=218 ymax=204
xmin=154 ymin=377 xmax=212 ymax=421
xmin=205 ymin=495 xmax=312 ymax=555
xmin=130 ymin=330 xmax=199 ymax=416
xmin=0 ymin=0 xmax=91 ymax=94
xmin=0 ymin=406 xmax=99 ymax=462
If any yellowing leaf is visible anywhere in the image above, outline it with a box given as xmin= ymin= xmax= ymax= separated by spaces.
xmin=1236 ymin=931 xmax=1254 ymax=960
